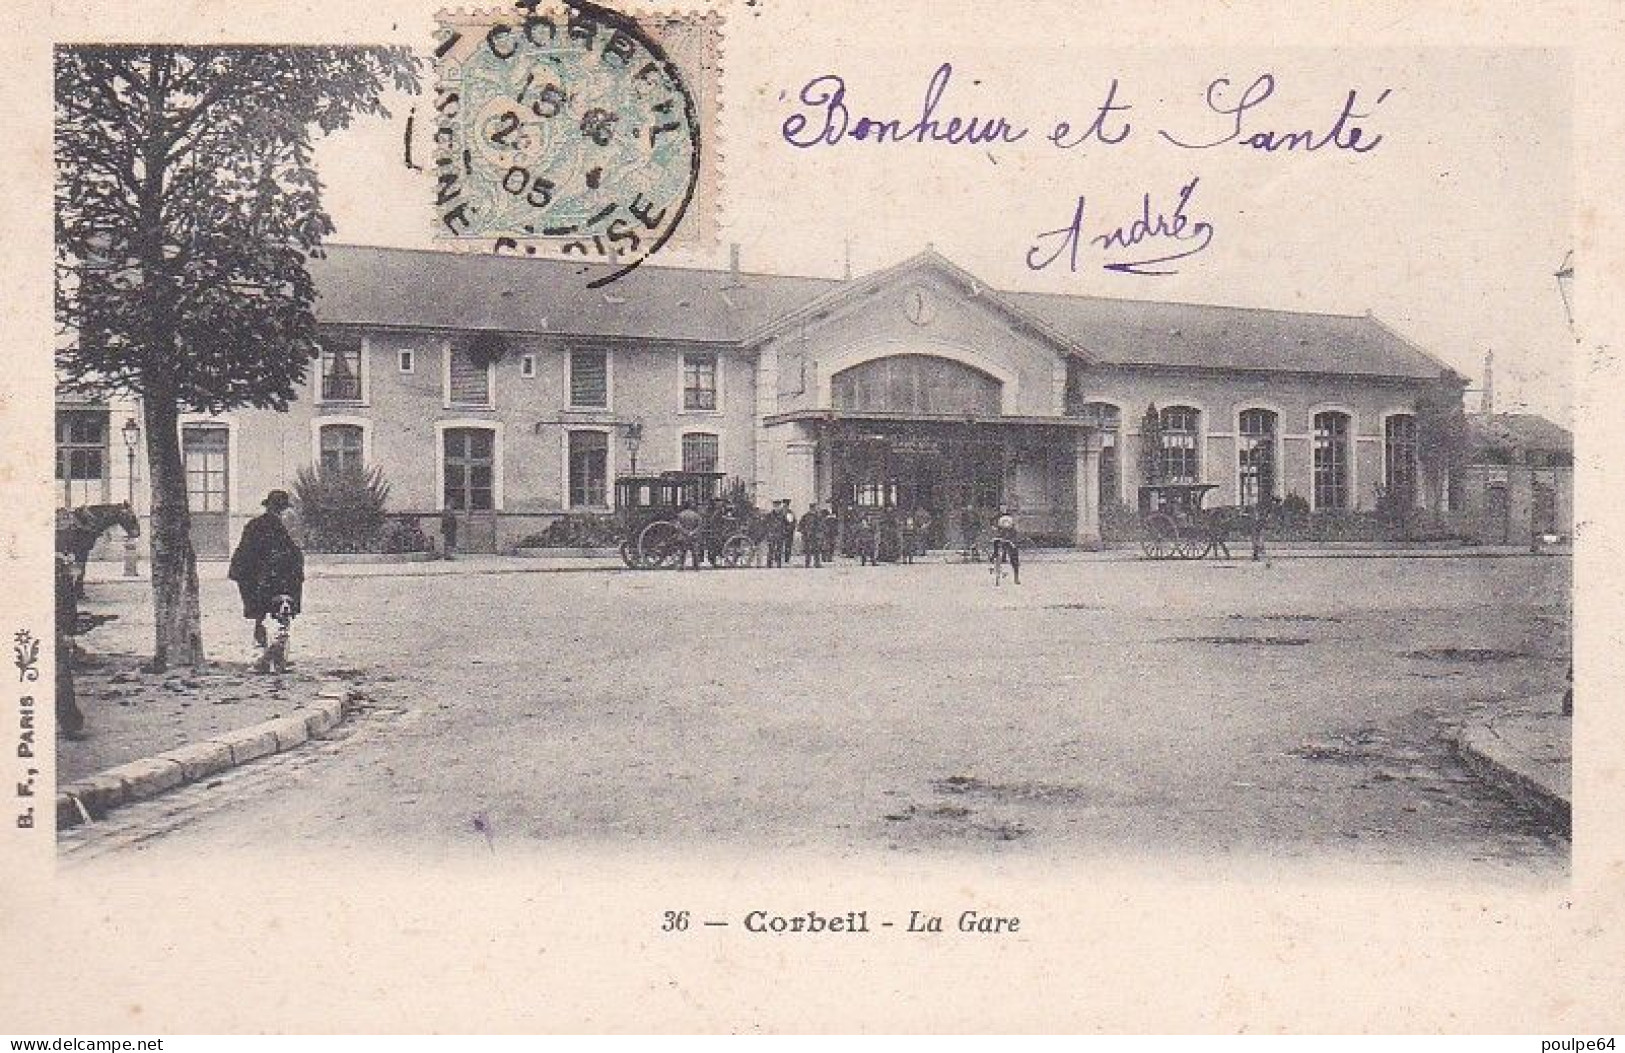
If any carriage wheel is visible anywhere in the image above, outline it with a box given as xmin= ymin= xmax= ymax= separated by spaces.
xmin=719 ymin=532 xmax=756 ymax=568
xmin=637 ymin=521 xmax=684 ymax=569
xmin=1141 ymin=513 xmax=1179 ymax=560
xmin=1184 ymin=537 xmax=1215 ymax=560
xmin=618 ymin=538 xmax=640 ymax=569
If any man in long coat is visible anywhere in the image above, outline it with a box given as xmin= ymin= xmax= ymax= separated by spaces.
xmin=228 ymin=490 xmax=305 ymax=647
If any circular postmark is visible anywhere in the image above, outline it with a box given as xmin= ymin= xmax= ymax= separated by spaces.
xmin=434 ymin=2 xmax=701 ymax=287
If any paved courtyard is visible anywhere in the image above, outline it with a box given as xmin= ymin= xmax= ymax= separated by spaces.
xmin=62 ymin=554 xmax=1570 ymax=872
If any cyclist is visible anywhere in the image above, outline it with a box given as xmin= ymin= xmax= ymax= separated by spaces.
xmin=991 ymin=506 xmax=1021 ymax=585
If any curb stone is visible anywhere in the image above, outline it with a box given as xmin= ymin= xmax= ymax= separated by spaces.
xmin=1450 ymin=723 xmax=1571 ymax=838
xmin=57 ymin=685 xmax=352 ymax=831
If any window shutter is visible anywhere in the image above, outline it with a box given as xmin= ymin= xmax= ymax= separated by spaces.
xmin=449 ymin=347 xmax=490 ymax=405
xmin=571 ymin=350 xmax=608 ymax=406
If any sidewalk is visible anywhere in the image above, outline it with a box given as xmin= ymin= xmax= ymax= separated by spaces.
xmin=1451 ymin=712 xmax=1572 ymax=837
xmin=84 ymin=542 xmax=1567 ymax=583
xmin=56 ymin=650 xmax=363 ymax=829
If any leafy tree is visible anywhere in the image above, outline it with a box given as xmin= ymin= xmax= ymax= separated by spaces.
xmin=1416 ymin=370 xmax=1470 ymax=520
xmin=1138 ymin=403 xmax=1164 ymax=487
xmin=55 ymin=45 xmax=418 ymax=667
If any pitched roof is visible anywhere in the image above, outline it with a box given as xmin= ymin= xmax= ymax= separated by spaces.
xmin=1469 ymin=412 xmax=1573 ymax=454
xmin=311 ymin=244 xmax=1449 ymax=380
xmin=1006 ymin=290 xmax=1447 ymax=379
xmin=310 ymin=244 xmax=838 ymax=343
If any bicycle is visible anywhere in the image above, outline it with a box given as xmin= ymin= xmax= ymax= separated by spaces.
xmin=988 ymin=536 xmax=1019 ymax=586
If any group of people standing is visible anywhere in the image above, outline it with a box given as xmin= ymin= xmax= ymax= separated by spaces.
xmin=758 ymin=500 xmax=836 ymax=568
xmin=665 ymin=495 xmax=1022 ymax=576
xmin=759 ymin=501 xmax=939 ymax=568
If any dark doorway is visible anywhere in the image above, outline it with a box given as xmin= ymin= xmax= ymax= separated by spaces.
xmin=1486 ymin=483 xmax=1510 ymax=544
xmin=829 ymin=427 xmax=1006 ymax=550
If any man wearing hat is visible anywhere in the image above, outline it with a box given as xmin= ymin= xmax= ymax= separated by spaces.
xmin=763 ymin=499 xmax=787 ymax=568
xmin=776 ymin=499 xmax=796 ymax=567
xmin=227 ymin=489 xmax=305 ymax=650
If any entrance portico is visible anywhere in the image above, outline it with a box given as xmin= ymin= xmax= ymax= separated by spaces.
xmin=764 ymin=410 xmax=1101 ymax=547
xmin=750 ymin=249 xmax=1105 ymax=547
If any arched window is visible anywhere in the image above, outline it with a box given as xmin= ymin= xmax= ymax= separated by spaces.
xmin=1160 ymin=405 xmax=1201 ymax=484
xmin=831 ymin=355 xmax=1002 ymax=416
xmin=1238 ymin=409 xmax=1278 ymax=507
xmin=1313 ymin=411 xmax=1351 ymax=510
xmin=318 ymin=423 xmax=364 ymax=475
xmin=1384 ymin=414 xmax=1418 ymax=496
xmin=1081 ymin=402 xmax=1121 ymax=503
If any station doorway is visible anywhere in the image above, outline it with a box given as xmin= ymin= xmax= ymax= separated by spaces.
xmin=826 ymin=425 xmax=1011 ymax=550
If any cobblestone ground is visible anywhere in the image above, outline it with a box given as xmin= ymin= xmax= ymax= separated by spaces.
xmin=62 ymin=554 xmax=1570 ymax=873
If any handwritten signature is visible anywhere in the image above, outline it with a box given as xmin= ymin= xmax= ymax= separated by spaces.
xmin=1026 ymin=177 xmax=1214 ymax=278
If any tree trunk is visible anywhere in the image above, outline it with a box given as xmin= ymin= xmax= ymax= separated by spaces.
xmin=144 ymin=391 xmax=204 ymax=669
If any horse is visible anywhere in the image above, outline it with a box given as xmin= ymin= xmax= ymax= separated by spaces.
xmin=55 ymin=501 xmax=141 ymax=596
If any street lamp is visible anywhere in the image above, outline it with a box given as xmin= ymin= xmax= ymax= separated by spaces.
xmin=121 ymin=417 xmax=140 ymax=577
xmin=625 ymin=419 xmax=643 ymax=475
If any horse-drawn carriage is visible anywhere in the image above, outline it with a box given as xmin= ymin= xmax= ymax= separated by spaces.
xmin=614 ymin=471 xmax=758 ymax=569
xmin=1137 ymin=483 xmax=1239 ymax=560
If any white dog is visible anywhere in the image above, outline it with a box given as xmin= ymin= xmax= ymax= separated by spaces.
xmin=254 ymin=593 xmax=296 ymax=673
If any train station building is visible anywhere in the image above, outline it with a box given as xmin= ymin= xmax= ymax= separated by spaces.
xmin=58 ymin=243 xmax=1462 ymax=555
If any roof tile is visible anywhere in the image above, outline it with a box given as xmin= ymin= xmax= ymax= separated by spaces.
xmin=312 ymin=244 xmax=1448 ymax=379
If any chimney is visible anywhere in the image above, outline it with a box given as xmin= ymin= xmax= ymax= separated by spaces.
xmin=1483 ymin=350 xmax=1495 ymax=415
xmin=726 ymin=243 xmax=742 ymax=288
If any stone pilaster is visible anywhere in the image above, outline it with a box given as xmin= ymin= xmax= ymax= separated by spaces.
xmin=1074 ymin=429 xmax=1102 ymax=549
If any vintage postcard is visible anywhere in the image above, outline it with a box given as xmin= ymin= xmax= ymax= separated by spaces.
xmin=3 ymin=0 xmax=1623 ymax=1034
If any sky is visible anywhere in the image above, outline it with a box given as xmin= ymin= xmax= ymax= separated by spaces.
xmin=311 ymin=21 xmax=1574 ymax=423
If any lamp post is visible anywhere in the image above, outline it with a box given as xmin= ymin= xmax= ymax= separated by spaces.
xmin=625 ymin=419 xmax=643 ymax=475
xmin=121 ymin=417 xmax=140 ymax=577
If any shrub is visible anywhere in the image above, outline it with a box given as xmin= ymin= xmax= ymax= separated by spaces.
xmin=1100 ymin=500 xmax=1138 ymax=543
xmin=1280 ymin=492 xmax=1310 ymax=528
xmin=380 ymin=517 xmax=434 ymax=554
xmin=520 ymin=513 xmax=621 ymax=548
xmin=293 ymin=464 xmax=391 ymax=553
xmin=1374 ymin=484 xmax=1418 ymax=539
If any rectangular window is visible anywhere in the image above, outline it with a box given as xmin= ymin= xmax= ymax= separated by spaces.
xmin=448 ymin=346 xmax=492 ymax=407
xmin=182 ymin=425 xmax=229 ymax=513
xmin=399 ymin=349 xmax=415 ymax=373
xmin=570 ymin=349 xmax=608 ymax=408
xmin=1159 ymin=406 xmax=1200 ymax=485
xmin=1313 ymin=412 xmax=1351 ymax=510
xmin=443 ymin=428 xmax=495 ymax=511
xmin=855 ymin=481 xmax=898 ymax=508
xmin=1385 ymin=414 xmax=1419 ymax=495
xmin=520 ymin=353 xmax=536 ymax=378
xmin=568 ymin=430 xmax=609 ymax=507
xmin=1237 ymin=409 xmax=1278 ymax=507
xmin=682 ymin=353 xmax=718 ymax=411
xmin=681 ymin=432 xmax=719 ymax=474
xmin=56 ymin=410 xmax=109 ymax=507
xmin=319 ymin=336 xmax=364 ymax=402
xmin=1082 ymin=403 xmax=1120 ymax=503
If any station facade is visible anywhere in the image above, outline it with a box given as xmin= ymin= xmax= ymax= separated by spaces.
xmin=58 ymin=244 xmax=1459 ymax=555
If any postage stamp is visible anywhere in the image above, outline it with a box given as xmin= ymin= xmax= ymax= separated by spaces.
xmin=431 ymin=1 xmax=721 ymax=284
